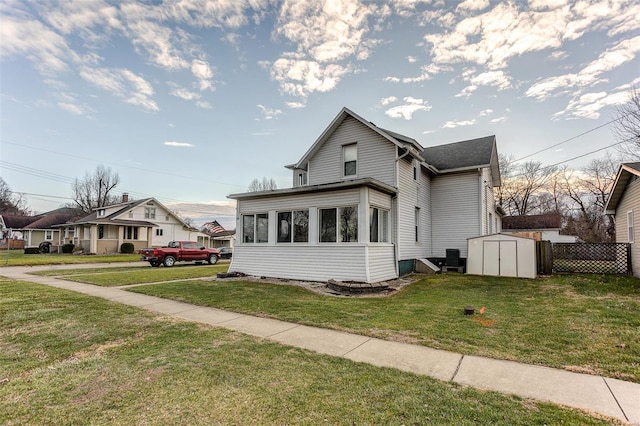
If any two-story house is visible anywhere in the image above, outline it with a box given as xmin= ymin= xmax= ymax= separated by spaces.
xmin=58 ymin=195 xmax=208 ymax=254
xmin=228 ymin=107 xmax=502 ymax=283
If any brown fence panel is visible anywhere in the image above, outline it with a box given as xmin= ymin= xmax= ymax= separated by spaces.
xmin=536 ymin=240 xmax=553 ymax=275
xmin=552 ymin=243 xmax=631 ymax=275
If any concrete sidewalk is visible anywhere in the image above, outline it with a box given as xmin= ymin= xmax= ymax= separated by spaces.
xmin=2 ymin=263 xmax=638 ymax=424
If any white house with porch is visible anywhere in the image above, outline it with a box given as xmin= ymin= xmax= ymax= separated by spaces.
xmin=58 ymin=195 xmax=208 ymax=254
xmin=227 ymin=107 xmax=502 ymax=283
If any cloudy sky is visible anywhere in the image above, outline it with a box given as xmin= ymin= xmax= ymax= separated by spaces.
xmin=1 ymin=0 xmax=638 ymax=228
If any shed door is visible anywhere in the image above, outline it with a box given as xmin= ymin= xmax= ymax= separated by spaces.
xmin=483 ymin=241 xmax=500 ymax=276
xmin=499 ymin=241 xmax=517 ymax=277
xmin=482 ymin=240 xmax=518 ymax=277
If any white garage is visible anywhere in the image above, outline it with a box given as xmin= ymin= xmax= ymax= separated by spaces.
xmin=467 ymin=234 xmax=537 ymax=279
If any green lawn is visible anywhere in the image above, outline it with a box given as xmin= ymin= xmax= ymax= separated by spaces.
xmin=31 ymin=264 xmax=229 ymax=286
xmin=0 ymin=250 xmax=140 ymax=266
xmin=0 ymin=278 xmax=618 ymax=425
xmin=126 ymin=273 xmax=640 ymax=383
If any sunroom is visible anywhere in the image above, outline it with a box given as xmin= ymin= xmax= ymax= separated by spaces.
xmin=228 ymin=178 xmax=398 ymax=283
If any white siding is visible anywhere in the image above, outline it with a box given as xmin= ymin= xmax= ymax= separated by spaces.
xmin=238 ymin=189 xmax=361 ymax=214
xmin=229 ymin=244 xmax=396 ymax=283
xmin=615 ymin=177 xmax=640 ymax=277
xmin=431 ymin=171 xmax=480 ymax=257
xmin=481 ymin=168 xmax=498 ymax=235
xmin=370 ymin=188 xmax=392 ymax=210
xmin=308 ymin=117 xmax=396 ymax=187
xmin=396 ymin=157 xmax=431 ymax=260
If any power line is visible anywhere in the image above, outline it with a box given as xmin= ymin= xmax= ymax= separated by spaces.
xmin=513 ymin=113 xmax=630 ymax=163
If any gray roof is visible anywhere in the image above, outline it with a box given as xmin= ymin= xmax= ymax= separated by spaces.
xmin=423 ymin=135 xmax=496 ymax=171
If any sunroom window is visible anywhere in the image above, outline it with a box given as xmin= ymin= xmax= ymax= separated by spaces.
xmin=277 ymin=210 xmax=309 ymax=243
xmin=320 ymin=206 xmax=357 ymax=243
xmin=370 ymin=207 xmax=389 ymax=243
xmin=243 ymin=213 xmax=269 ymax=243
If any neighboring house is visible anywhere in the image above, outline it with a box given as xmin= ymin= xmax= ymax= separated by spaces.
xmin=58 ymin=195 xmax=208 ymax=254
xmin=1 ymin=208 xmax=80 ymax=247
xmin=502 ymin=213 xmax=578 ymax=243
xmin=201 ymin=220 xmax=236 ymax=248
xmin=228 ymin=107 xmax=502 ymax=283
xmin=604 ymin=162 xmax=640 ymax=278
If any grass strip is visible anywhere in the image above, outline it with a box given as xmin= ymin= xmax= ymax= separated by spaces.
xmin=127 ymin=273 xmax=640 ymax=383
xmin=0 ymin=251 xmax=140 ymax=266
xmin=50 ymin=264 xmax=229 ymax=286
xmin=0 ymin=278 xmax=618 ymax=425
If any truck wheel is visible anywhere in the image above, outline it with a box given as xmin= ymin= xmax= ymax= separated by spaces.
xmin=163 ymin=256 xmax=176 ymax=267
xmin=208 ymin=254 xmax=218 ymax=265
xmin=150 ymin=262 xmax=160 ymax=267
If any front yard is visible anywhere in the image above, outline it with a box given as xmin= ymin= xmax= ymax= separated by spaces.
xmin=0 ymin=278 xmax=620 ymax=425
xmin=120 ymin=273 xmax=640 ymax=383
xmin=1 ymin=250 xmax=140 ymax=266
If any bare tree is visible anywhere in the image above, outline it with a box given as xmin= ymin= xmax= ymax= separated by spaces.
xmin=248 ymin=177 xmax=278 ymax=192
xmin=612 ymin=86 xmax=640 ymax=160
xmin=497 ymin=156 xmax=557 ymax=215
xmin=0 ymin=177 xmax=30 ymax=215
xmin=558 ymin=155 xmax=617 ymax=242
xmin=72 ymin=165 xmax=120 ymax=214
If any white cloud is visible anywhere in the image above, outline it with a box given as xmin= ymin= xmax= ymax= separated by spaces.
xmin=380 ymin=96 xmax=398 ymax=105
xmin=422 ymin=1 xmax=638 ymax=78
xmin=286 ymin=102 xmax=306 ymax=109
xmin=269 ymin=0 xmax=379 ymax=97
xmin=553 ymin=90 xmax=630 ymax=120
xmin=385 ymin=97 xmax=431 ymax=120
xmin=164 ymin=141 xmax=195 ymax=147
xmin=80 ymin=66 xmax=159 ymax=112
xmin=479 ymin=109 xmax=494 ymax=116
xmin=442 ymin=119 xmax=476 ymax=128
xmin=490 ymin=116 xmax=508 ymax=123
xmin=526 ymin=36 xmax=640 ymax=101
xmin=457 ymin=0 xmax=490 ymax=12
xmin=191 ymin=59 xmax=215 ymax=91
xmin=0 ymin=16 xmax=71 ymax=74
xmin=407 ymin=55 xmax=418 ymax=63
xmin=257 ymin=104 xmax=283 ymax=120
xmin=168 ymin=83 xmax=200 ymax=101
xmin=270 ymin=58 xmax=351 ymax=97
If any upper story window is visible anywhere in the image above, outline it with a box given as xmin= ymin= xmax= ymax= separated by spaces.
xmin=145 ymin=207 xmax=156 ymax=219
xmin=343 ymin=144 xmax=357 ymax=177
xmin=628 ymin=211 xmax=635 ymax=243
xmin=413 ymin=163 xmax=417 ymax=180
xmin=298 ymin=172 xmax=307 ymax=186
xmin=97 ymin=209 xmax=105 ymax=217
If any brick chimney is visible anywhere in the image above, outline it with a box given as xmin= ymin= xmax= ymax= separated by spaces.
xmin=122 ymin=193 xmax=129 ymax=203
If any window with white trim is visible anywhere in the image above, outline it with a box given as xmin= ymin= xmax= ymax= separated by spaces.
xmin=320 ymin=206 xmax=358 ymax=243
xmin=370 ymin=207 xmax=389 ymax=243
xmin=242 ymin=213 xmax=269 ymax=243
xmin=145 ymin=207 xmax=156 ymax=219
xmin=343 ymin=144 xmax=357 ymax=177
xmin=44 ymin=230 xmax=53 ymax=241
xmin=97 ymin=209 xmax=105 ymax=217
xmin=155 ymin=228 xmax=163 ymax=236
xmin=277 ymin=210 xmax=309 ymax=243
xmin=298 ymin=172 xmax=307 ymax=186
xmin=628 ymin=210 xmax=635 ymax=243
xmin=415 ymin=207 xmax=420 ymax=242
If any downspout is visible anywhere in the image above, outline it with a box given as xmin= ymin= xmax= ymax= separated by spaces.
xmin=478 ymin=169 xmax=483 ymax=236
xmin=392 ymin=148 xmax=413 ymax=277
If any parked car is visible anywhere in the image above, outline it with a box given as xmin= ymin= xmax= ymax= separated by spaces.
xmin=218 ymin=247 xmax=233 ymax=259
xmin=139 ymin=241 xmax=220 ymax=267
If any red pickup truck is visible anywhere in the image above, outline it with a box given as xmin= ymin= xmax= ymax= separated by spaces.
xmin=139 ymin=241 xmax=220 ymax=267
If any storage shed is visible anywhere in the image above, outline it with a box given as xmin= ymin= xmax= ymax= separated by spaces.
xmin=467 ymin=234 xmax=537 ymax=279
